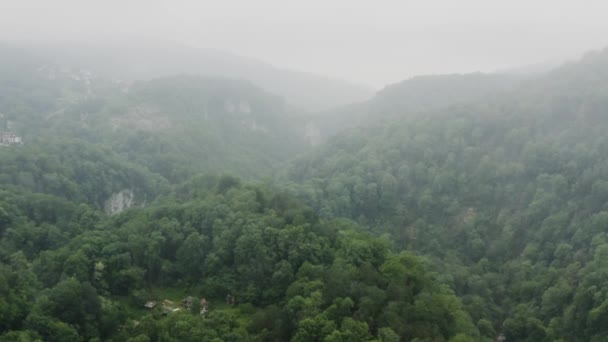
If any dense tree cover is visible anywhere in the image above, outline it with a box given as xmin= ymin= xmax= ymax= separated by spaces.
xmin=0 ymin=140 xmax=167 ymax=209
xmin=305 ymin=73 xmax=524 ymax=141
xmin=0 ymin=176 xmax=477 ymax=341
xmin=95 ymin=76 xmax=307 ymax=182
xmin=281 ymin=48 xmax=608 ymax=340
xmin=4 ymin=44 xmax=608 ymax=341
xmin=0 ymin=41 xmax=373 ymax=112
xmin=0 ymin=53 xmax=310 ymax=183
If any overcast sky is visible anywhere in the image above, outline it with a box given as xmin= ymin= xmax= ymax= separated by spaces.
xmin=2 ymin=0 xmax=608 ymax=87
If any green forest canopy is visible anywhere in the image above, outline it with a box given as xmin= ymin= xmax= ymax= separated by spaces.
xmin=3 ymin=46 xmax=608 ymax=341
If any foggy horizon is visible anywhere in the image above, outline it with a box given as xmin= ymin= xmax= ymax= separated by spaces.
xmin=3 ymin=0 xmax=608 ymax=88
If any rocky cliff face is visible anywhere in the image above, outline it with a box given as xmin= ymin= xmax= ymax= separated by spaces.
xmin=104 ymin=189 xmax=135 ymax=215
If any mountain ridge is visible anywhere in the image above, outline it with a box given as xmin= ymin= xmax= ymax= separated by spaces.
xmin=0 ymin=40 xmax=375 ymax=112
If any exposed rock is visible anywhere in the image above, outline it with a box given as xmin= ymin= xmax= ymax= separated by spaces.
xmin=238 ymin=102 xmax=252 ymax=114
xmin=144 ymin=301 xmax=157 ymax=309
xmin=240 ymin=119 xmax=268 ymax=133
xmin=225 ymin=100 xmax=253 ymax=115
xmin=110 ymin=105 xmax=171 ymax=131
xmin=104 ymin=189 xmax=135 ymax=215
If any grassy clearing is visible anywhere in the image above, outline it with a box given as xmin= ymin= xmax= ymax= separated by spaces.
xmin=113 ymin=286 xmax=254 ymax=330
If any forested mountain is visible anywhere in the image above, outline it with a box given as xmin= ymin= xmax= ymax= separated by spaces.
xmin=281 ymin=47 xmax=608 ymax=340
xmin=50 ymin=75 xmax=308 ymax=182
xmin=0 ymin=43 xmax=482 ymax=341
xmin=0 ymin=41 xmax=374 ymax=111
xmin=4 ymin=42 xmax=608 ymax=341
xmin=304 ymin=72 xmax=525 ymax=141
xmin=0 ymin=51 xmax=311 ymax=185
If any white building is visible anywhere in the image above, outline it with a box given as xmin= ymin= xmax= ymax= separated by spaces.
xmin=0 ymin=132 xmax=23 ymax=145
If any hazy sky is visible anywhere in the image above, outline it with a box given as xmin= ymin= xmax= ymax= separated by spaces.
xmin=2 ymin=0 xmax=608 ymax=87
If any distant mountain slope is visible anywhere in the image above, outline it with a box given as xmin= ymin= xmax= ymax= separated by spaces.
xmin=0 ymin=51 xmax=311 ymax=189
xmin=0 ymin=41 xmax=374 ymax=111
xmin=306 ymin=72 xmax=526 ymax=140
xmin=372 ymin=73 xmax=521 ymax=113
xmin=58 ymin=75 xmax=310 ymax=182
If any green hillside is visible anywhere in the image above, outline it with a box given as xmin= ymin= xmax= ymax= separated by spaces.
xmin=281 ymin=47 xmax=608 ymax=340
xmin=0 ymin=52 xmax=310 ymax=183
xmin=4 ymin=44 xmax=608 ymax=341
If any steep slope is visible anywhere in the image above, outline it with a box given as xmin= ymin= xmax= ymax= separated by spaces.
xmin=282 ymin=47 xmax=608 ymax=340
xmin=49 ymin=75 xmax=309 ymax=182
xmin=0 ymin=140 xmax=168 ymax=212
xmin=1 ymin=41 xmax=374 ymax=111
